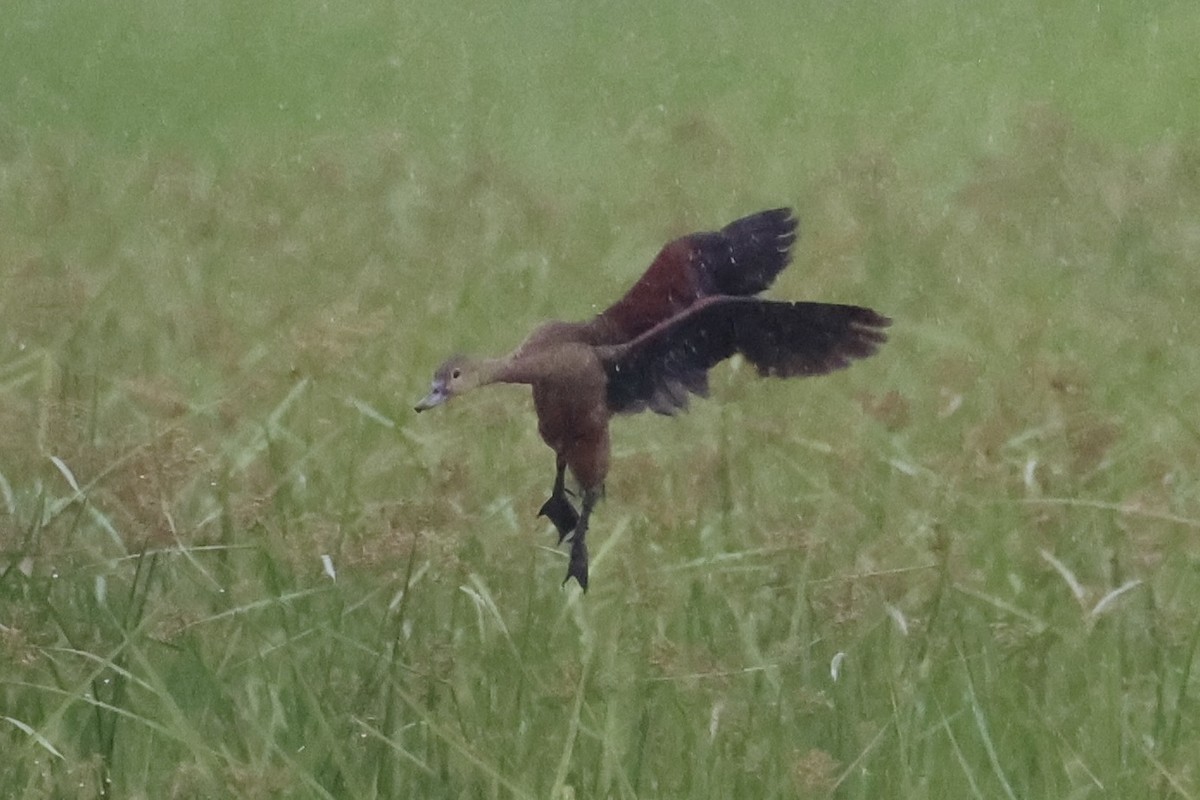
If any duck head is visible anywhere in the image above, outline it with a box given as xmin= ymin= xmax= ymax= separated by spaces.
xmin=414 ymin=355 xmax=482 ymax=412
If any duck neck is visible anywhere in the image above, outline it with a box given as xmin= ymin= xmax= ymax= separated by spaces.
xmin=489 ymin=354 xmax=543 ymax=386
xmin=462 ymin=356 xmax=507 ymax=388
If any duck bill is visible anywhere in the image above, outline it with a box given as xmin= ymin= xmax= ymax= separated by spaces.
xmin=414 ymin=386 xmax=448 ymax=412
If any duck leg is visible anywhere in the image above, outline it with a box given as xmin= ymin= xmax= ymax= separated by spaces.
xmin=563 ymin=487 xmax=601 ymax=591
xmin=537 ymin=456 xmax=579 ymax=543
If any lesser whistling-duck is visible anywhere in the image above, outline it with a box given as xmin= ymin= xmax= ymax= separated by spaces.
xmin=415 ymin=208 xmax=890 ymax=590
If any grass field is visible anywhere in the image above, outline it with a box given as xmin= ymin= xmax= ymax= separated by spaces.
xmin=3 ymin=0 xmax=1200 ymax=797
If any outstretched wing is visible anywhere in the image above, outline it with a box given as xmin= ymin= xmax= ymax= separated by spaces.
xmin=602 ymin=297 xmax=890 ymax=415
xmin=593 ymin=208 xmax=799 ymax=343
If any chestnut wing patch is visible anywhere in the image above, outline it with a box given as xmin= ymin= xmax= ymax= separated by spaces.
xmin=595 ymin=208 xmax=799 ymax=342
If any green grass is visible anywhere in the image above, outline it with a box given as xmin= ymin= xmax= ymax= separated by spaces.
xmin=3 ymin=0 xmax=1200 ymax=797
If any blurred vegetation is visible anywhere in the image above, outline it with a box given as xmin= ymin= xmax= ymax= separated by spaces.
xmin=2 ymin=1 xmax=1200 ymax=797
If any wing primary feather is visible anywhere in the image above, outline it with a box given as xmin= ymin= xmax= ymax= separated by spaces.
xmin=593 ymin=208 xmax=801 ymax=341
xmin=603 ymin=298 xmax=890 ymax=415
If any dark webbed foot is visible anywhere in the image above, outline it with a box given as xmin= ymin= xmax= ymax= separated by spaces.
xmin=560 ymin=487 xmax=600 ymax=592
xmin=540 ymin=457 xmax=579 ymax=543
xmin=538 ymin=493 xmax=579 ymax=543
xmin=563 ymin=537 xmax=589 ymax=591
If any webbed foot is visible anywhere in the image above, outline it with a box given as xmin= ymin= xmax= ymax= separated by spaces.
xmin=561 ymin=487 xmax=599 ymax=591
xmin=563 ymin=536 xmax=589 ymax=591
xmin=538 ymin=493 xmax=579 ymax=543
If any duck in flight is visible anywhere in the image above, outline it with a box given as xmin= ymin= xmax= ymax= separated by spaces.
xmin=415 ymin=208 xmax=890 ymax=590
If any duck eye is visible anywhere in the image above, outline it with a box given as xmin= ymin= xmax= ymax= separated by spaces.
xmin=451 ymin=368 xmax=462 ymax=380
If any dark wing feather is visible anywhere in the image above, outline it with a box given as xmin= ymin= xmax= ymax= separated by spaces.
xmin=594 ymin=208 xmax=799 ymax=343
xmin=691 ymin=207 xmax=799 ymax=296
xmin=602 ymin=297 xmax=891 ymax=416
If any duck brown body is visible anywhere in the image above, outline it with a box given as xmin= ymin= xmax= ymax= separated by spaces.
xmin=416 ymin=208 xmax=890 ymax=590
